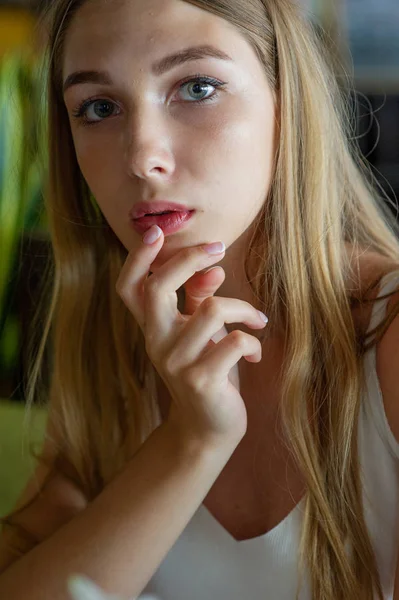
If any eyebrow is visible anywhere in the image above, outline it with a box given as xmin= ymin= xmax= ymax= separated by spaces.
xmin=63 ymin=44 xmax=233 ymax=95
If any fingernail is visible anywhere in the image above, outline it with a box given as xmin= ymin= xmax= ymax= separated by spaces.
xmin=203 ymin=241 xmax=226 ymax=255
xmin=143 ymin=225 xmax=162 ymax=245
xmin=257 ymin=310 xmax=269 ymax=323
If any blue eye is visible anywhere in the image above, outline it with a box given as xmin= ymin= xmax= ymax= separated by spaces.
xmin=71 ymin=99 xmax=120 ymax=125
xmin=88 ymin=100 xmax=117 ymax=119
xmin=177 ymin=76 xmax=224 ymax=103
xmin=71 ymin=74 xmax=226 ymax=127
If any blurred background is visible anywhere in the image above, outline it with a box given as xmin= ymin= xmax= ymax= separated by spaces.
xmin=0 ymin=0 xmax=398 ymax=517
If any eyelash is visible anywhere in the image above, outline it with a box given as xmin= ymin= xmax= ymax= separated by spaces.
xmin=71 ymin=74 xmax=227 ymax=127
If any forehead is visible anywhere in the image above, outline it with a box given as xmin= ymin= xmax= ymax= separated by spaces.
xmin=62 ymin=0 xmax=261 ymax=81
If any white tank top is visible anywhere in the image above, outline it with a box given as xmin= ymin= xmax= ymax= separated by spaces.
xmin=139 ymin=270 xmax=399 ymax=600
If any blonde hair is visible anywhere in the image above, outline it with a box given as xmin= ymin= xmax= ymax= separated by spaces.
xmin=3 ymin=1 xmax=399 ymax=598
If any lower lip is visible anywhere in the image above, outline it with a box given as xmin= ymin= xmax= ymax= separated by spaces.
xmin=131 ymin=211 xmax=195 ymax=236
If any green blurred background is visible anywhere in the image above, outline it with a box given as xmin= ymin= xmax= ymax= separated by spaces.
xmin=0 ymin=0 xmax=50 ymax=518
xmin=0 ymin=0 xmax=398 ymax=520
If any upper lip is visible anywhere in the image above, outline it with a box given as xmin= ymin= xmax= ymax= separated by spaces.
xmin=130 ymin=201 xmax=195 ymax=220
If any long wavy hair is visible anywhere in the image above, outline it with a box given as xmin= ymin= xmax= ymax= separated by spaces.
xmin=2 ymin=1 xmax=399 ymax=598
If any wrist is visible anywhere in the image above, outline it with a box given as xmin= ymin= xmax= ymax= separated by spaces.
xmin=160 ymin=417 xmax=243 ymax=462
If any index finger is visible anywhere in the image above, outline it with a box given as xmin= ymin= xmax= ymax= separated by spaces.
xmin=115 ymin=225 xmax=164 ymax=331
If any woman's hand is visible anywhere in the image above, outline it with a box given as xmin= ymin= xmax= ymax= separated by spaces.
xmin=116 ymin=225 xmax=268 ymax=450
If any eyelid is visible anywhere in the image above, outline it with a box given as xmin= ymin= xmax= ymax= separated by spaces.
xmin=172 ymin=74 xmax=225 ymax=100
xmin=71 ymin=74 xmax=227 ymax=125
xmin=71 ymin=96 xmax=120 ymax=119
xmin=72 ymin=74 xmax=224 ymax=109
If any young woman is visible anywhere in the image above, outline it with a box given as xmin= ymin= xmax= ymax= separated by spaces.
xmin=1 ymin=1 xmax=399 ymax=599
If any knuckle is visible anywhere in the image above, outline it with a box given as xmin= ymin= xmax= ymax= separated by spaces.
xmin=143 ymin=273 xmax=161 ymax=295
xmin=229 ymin=329 xmax=246 ymax=346
xmin=228 ymin=330 xmax=261 ymax=355
xmin=163 ymin=353 xmax=180 ymax=377
xmin=190 ymin=245 xmax=210 ymax=263
xmin=184 ymin=364 xmax=207 ymax=392
xmin=179 ymin=246 xmax=197 ymax=263
xmin=189 ymin=246 xmax=200 ymax=259
xmin=200 ymin=296 xmax=220 ymax=319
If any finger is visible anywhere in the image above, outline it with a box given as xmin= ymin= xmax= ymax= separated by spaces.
xmin=167 ymin=297 xmax=267 ymax=368
xmin=115 ymin=225 xmax=165 ymax=331
xmin=193 ymin=331 xmax=263 ymax=385
xmin=183 ymin=266 xmax=226 ymax=316
xmin=143 ymin=244 xmax=226 ymax=341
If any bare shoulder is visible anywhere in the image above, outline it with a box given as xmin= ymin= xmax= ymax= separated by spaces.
xmin=375 ymin=282 xmax=399 ymax=446
xmin=349 ymin=252 xmax=399 ymax=334
xmin=348 ymin=251 xmax=399 ymax=444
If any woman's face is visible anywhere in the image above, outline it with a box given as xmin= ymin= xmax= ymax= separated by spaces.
xmin=62 ymin=0 xmax=278 ymax=268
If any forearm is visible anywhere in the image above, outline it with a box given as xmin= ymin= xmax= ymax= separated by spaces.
xmin=0 ymin=422 xmax=238 ymax=599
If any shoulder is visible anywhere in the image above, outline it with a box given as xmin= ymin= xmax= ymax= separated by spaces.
xmin=348 ymin=251 xmax=399 ymax=445
xmin=375 ymin=283 xmax=399 ymax=446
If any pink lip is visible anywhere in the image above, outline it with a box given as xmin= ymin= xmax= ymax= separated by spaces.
xmin=129 ymin=201 xmax=194 ymax=220
xmin=130 ymin=210 xmax=195 ymax=236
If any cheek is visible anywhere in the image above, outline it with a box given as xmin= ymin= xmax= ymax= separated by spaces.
xmin=73 ymin=132 xmax=122 ymax=195
xmin=225 ymin=104 xmax=275 ymax=167
xmin=73 ymin=135 xmax=100 ymax=184
xmin=193 ymin=103 xmax=276 ymax=201
xmin=72 ymin=133 xmax=126 ymax=228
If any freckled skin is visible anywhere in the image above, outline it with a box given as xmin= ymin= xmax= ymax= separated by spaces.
xmin=63 ymin=0 xmax=278 ymax=307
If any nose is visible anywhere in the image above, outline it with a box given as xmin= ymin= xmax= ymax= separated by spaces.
xmin=124 ymin=106 xmax=176 ymax=182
